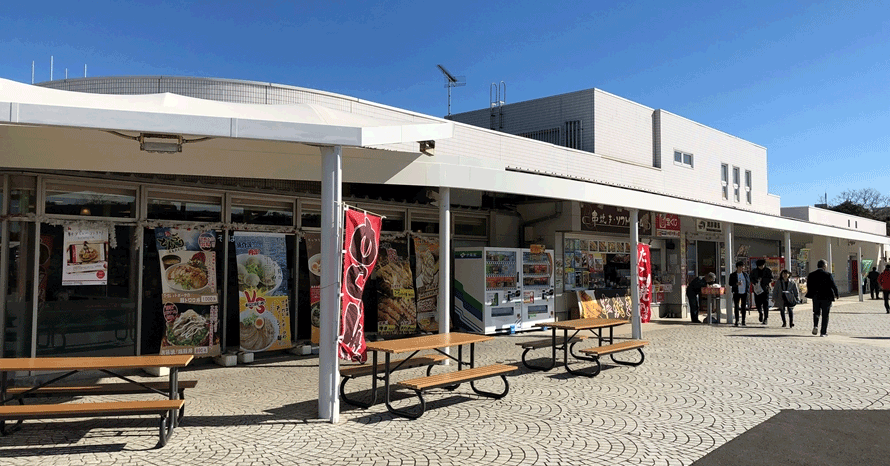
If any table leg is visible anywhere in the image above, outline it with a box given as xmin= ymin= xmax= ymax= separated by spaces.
xmin=562 ymin=328 xmax=569 ymax=371
xmin=170 ymin=367 xmax=179 ymax=429
xmin=551 ymin=327 xmax=557 ymax=367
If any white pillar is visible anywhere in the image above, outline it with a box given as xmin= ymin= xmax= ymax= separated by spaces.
xmin=319 ymin=146 xmax=342 ymax=423
xmin=826 ymin=237 xmax=833 ymax=274
xmin=439 ymin=187 xmax=451 ymax=360
xmin=858 ymin=246 xmax=863 ymax=301
xmin=725 ymin=223 xmax=734 ymax=324
xmin=629 ymin=209 xmax=641 ymax=339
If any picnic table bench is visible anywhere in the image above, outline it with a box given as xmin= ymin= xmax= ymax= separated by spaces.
xmin=516 ymin=335 xmax=588 ymax=371
xmin=340 ymin=354 xmax=448 ymax=408
xmin=531 ymin=318 xmax=649 ymax=377
xmin=0 ymin=355 xmax=193 ymax=448
xmin=365 ymin=332 xmax=518 ymax=419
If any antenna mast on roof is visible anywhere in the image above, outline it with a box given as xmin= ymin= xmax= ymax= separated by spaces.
xmin=437 ymin=64 xmax=465 ymax=116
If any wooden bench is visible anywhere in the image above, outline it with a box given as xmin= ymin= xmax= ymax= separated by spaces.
xmin=516 ymin=335 xmax=588 ymax=371
xmin=339 ymin=354 xmax=448 ymax=408
xmin=5 ymin=380 xmax=197 ymax=423
xmin=576 ymin=340 xmax=649 ymax=377
xmin=391 ymin=364 xmax=517 ymax=419
xmin=0 ymin=399 xmax=184 ymax=448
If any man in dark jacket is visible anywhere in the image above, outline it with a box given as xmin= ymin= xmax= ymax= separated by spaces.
xmin=728 ymin=261 xmax=750 ymax=326
xmin=879 ymin=265 xmax=890 ymax=313
xmin=867 ymin=267 xmax=881 ymax=300
xmin=750 ymin=259 xmax=774 ymax=325
xmin=805 ymin=259 xmax=839 ymax=337
xmin=686 ymin=275 xmax=706 ymax=323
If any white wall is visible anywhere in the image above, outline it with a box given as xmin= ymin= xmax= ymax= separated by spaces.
xmin=782 ymin=206 xmax=887 ymax=236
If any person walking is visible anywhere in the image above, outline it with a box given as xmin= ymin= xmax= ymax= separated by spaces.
xmin=772 ymin=269 xmax=799 ymax=328
xmin=867 ymin=267 xmax=881 ymax=300
xmin=805 ymin=259 xmax=839 ymax=337
xmin=751 ymin=259 xmax=774 ymax=325
xmin=878 ymin=264 xmax=890 ymax=313
xmin=728 ymin=261 xmax=750 ymax=327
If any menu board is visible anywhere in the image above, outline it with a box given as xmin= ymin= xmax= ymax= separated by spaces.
xmin=234 ymin=232 xmax=292 ymax=353
xmin=564 ymin=235 xmax=630 ymax=291
xmin=155 ymin=228 xmax=220 ymax=357
xmin=413 ymin=236 xmax=441 ymax=332
xmin=304 ymin=233 xmax=322 ymax=345
xmin=62 ymin=226 xmax=109 ymax=286
xmin=376 ymin=238 xmax=416 ymax=336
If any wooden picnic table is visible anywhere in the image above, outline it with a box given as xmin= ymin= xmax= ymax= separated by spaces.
xmin=363 ymin=332 xmax=516 ymax=419
xmin=0 ymin=354 xmax=193 ymax=448
xmin=528 ymin=318 xmax=647 ymax=377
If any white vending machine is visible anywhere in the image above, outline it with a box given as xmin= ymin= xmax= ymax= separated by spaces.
xmin=520 ymin=249 xmax=555 ymax=330
xmin=453 ymin=247 xmax=522 ymax=334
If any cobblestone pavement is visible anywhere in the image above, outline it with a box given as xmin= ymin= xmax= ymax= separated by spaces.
xmin=3 ymin=296 xmax=890 ymax=465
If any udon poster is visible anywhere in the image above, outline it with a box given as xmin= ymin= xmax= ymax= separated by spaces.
xmin=233 ymin=232 xmax=292 ymax=353
xmin=62 ymin=226 xmax=109 ymax=286
xmin=304 ymin=233 xmax=322 ymax=344
xmin=155 ymin=228 xmax=221 ymax=357
xmin=412 ymin=236 xmax=440 ymax=332
xmin=376 ymin=238 xmax=416 ymax=336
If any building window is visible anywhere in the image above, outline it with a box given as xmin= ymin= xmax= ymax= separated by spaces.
xmin=732 ymin=166 xmax=740 ymax=202
xmin=147 ymin=190 xmax=223 ymax=222
xmin=674 ymin=150 xmax=693 ymax=168
xmin=721 ymin=164 xmax=729 ymax=200
xmin=745 ymin=170 xmax=752 ymax=204
xmin=518 ymin=127 xmax=560 ymax=145
xmin=565 ymin=120 xmax=582 ymax=150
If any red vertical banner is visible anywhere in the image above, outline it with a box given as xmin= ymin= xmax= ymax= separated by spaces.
xmin=339 ymin=209 xmax=382 ymax=362
xmin=637 ymin=243 xmax=652 ymax=323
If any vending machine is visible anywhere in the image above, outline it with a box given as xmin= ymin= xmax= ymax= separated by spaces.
xmin=520 ymin=249 xmax=555 ymax=330
xmin=453 ymin=247 xmax=522 ymax=334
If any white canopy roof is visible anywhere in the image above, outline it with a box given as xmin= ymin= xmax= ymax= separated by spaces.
xmin=0 ymin=77 xmax=452 ymax=147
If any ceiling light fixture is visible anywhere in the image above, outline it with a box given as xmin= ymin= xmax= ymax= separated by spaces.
xmin=106 ymin=131 xmax=212 ymax=153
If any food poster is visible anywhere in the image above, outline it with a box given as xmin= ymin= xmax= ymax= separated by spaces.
xmin=304 ymin=233 xmax=322 ymax=344
xmin=413 ymin=235 xmax=440 ymax=333
xmin=376 ymin=238 xmax=416 ymax=336
xmin=155 ymin=228 xmax=221 ymax=357
xmin=62 ymin=226 xmax=109 ymax=286
xmin=234 ymin=232 xmax=292 ymax=353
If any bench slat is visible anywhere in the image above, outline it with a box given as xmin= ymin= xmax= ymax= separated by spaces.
xmin=396 ymin=364 xmax=517 ymax=391
xmin=517 ymin=335 xmax=588 ymax=349
xmin=6 ymin=380 xmax=198 ymax=397
xmin=579 ymin=340 xmax=649 ymax=357
xmin=0 ymin=399 xmax=184 ymax=420
xmin=340 ymin=354 xmax=448 ymax=378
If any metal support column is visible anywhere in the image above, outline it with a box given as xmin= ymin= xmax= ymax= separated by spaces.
xmin=319 ymin=145 xmax=343 ymax=423
xmin=725 ymin=223 xmax=734 ymax=324
xmin=439 ymin=187 xmax=451 ymax=362
xmin=629 ymin=209 xmax=641 ymax=339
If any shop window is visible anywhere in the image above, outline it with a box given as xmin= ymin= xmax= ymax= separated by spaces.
xmin=36 ymin=224 xmax=137 ymax=357
xmin=9 ymin=175 xmax=36 ymax=215
xmin=299 ymin=203 xmax=321 ymax=229
xmin=45 ymin=181 xmax=137 ymax=218
xmin=454 ymin=215 xmax=488 ymax=237
xmin=410 ymin=212 xmax=439 ymax=235
xmin=721 ymin=164 xmax=729 ymax=200
xmin=231 ymin=196 xmax=295 ymax=226
xmin=4 ymin=221 xmax=35 ymax=358
xmin=148 ymin=191 xmax=223 ymax=222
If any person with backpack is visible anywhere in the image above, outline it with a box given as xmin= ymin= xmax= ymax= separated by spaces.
xmin=750 ymin=259 xmax=774 ymax=325
xmin=772 ymin=269 xmax=799 ymax=328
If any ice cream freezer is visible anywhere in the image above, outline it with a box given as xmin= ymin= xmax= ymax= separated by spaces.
xmin=453 ymin=247 xmax=554 ymax=335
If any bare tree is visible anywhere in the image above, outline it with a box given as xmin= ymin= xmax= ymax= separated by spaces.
xmin=832 ymin=188 xmax=890 ymax=212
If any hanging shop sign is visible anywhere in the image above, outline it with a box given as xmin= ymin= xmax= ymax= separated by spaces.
xmin=696 ymin=219 xmax=723 ymax=234
xmin=234 ymin=232 xmax=292 ymax=353
xmin=376 ymin=238 xmax=416 ymax=336
xmin=155 ymin=228 xmax=220 ymax=357
xmin=580 ymin=203 xmax=631 ymax=234
xmin=339 ymin=209 xmax=382 ymax=362
xmin=413 ymin=235 xmax=440 ymax=333
xmin=637 ymin=243 xmax=652 ymax=323
xmin=655 ymin=213 xmax=681 ymax=237
xmin=305 ymin=233 xmax=322 ymax=345
xmin=62 ymin=226 xmax=109 ymax=286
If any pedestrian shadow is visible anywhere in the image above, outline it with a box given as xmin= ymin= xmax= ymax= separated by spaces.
xmin=851 ymin=336 xmax=890 ymax=340
xmin=726 ymin=334 xmax=811 ymax=339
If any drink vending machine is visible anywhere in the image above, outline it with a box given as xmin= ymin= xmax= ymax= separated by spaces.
xmin=453 ymin=247 xmax=555 ymax=335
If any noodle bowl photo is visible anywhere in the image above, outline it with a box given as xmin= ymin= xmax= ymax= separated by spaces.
xmin=239 ymin=310 xmax=278 ymax=352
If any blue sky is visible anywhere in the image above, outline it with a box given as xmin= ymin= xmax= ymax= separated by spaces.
xmin=2 ymin=1 xmax=888 ymax=208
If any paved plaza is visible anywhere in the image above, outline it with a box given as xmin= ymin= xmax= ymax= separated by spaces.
xmin=2 ymin=295 xmax=890 ymax=465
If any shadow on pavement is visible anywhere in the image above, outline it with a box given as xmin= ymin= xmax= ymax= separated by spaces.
xmin=692 ymin=410 xmax=890 ymax=466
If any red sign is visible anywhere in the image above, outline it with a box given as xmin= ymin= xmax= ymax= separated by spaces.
xmin=655 ymin=213 xmax=680 ymax=237
xmin=637 ymin=243 xmax=652 ymax=323
xmin=339 ymin=209 xmax=382 ymax=362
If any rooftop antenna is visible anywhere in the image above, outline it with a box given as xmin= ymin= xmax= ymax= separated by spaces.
xmin=437 ymin=64 xmax=465 ymax=116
